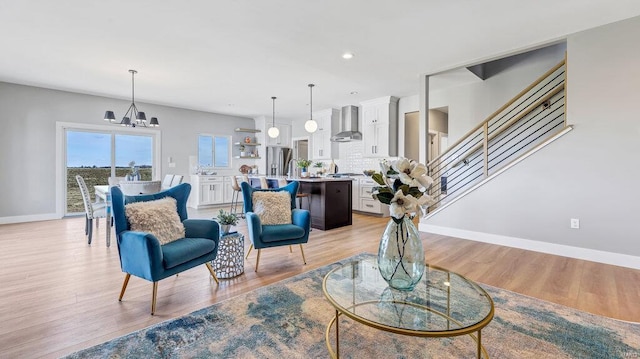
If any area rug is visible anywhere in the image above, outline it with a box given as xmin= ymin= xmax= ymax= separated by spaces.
xmin=64 ymin=253 xmax=640 ymax=358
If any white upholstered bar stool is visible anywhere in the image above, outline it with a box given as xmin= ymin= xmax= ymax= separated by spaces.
xmin=259 ymin=176 xmax=269 ymax=189
xmin=230 ymin=175 xmax=244 ymax=217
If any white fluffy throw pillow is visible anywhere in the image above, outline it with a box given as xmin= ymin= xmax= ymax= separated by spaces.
xmin=252 ymin=191 xmax=292 ymax=225
xmin=125 ymin=197 xmax=185 ymax=245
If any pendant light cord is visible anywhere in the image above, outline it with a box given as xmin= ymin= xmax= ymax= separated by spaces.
xmin=130 ymin=69 xmax=137 ymax=105
xmin=272 ymin=96 xmax=276 ymax=126
xmin=308 ymin=84 xmax=314 ymax=120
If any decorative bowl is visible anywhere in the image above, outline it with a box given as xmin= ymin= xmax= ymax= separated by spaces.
xmin=363 ymin=170 xmax=376 ymax=176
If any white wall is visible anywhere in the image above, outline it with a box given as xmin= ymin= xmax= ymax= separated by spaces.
xmin=422 ymin=16 xmax=640 ymax=266
xmin=0 ymin=82 xmax=254 ymax=221
xmin=430 ymin=43 xmax=566 ymax=143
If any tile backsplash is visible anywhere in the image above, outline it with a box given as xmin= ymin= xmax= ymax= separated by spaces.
xmin=334 ymin=141 xmax=392 ymax=173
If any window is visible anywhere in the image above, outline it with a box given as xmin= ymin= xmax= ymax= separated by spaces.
xmin=65 ymin=129 xmax=155 ymax=214
xmin=198 ymin=135 xmax=230 ymax=168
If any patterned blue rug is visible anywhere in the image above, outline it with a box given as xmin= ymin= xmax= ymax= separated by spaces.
xmin=64 ymin=253 xmax=640 ymax=358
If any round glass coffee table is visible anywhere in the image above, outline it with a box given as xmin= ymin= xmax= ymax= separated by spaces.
xmin=322 ymin=255 xmax=494 ymax=358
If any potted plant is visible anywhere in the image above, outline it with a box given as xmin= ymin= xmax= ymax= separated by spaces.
xmin=296 ymin=159 xmax=313 ymax=177
xmin=239 ymin=144 xmax=246 ymax=157
xmin=216 ymin=209 xmax=238 ymax=235
xmin=313 ymin=161 xmax=325 ymax=175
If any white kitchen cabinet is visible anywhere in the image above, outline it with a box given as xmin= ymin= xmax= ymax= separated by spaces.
xmin=361 ymin=96 xmax=399 ymax=158
xmin=355 ymin=177 xmax=389 ymax=216
xmin=266 ymin=123 xmax=291 ymax=147
xmin=311 ymin=109 xmax=340 ymax=160
xmin=352 ymin=178 xmax=360 ymax=210
xmin=188 ymin=175 xmax=225 ymax=208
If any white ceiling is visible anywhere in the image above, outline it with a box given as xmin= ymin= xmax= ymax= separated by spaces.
xmin=1 ymin=1 xmax=639 ymax=122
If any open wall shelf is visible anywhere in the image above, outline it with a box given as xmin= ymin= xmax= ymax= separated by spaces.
xmin=235 ymin=128 xmax=261 ymax=133
xmin=234 ymin=142 xmax=261 ymax=146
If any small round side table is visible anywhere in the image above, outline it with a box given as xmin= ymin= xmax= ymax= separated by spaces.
xmin=211 ymin=232 xmax=245 ymax=278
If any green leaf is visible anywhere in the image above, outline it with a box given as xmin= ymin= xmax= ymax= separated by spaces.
xmin=371 ymin=172 xmax=386 ymax=185
xmin=392 ymin=178 xmax=404 ymax=192
xmin=373 ymin=191 xmax=394 ymax=205
xmin=393 ymin=183 xmax=411 ymax=194
xmin=407 ymin=187 xmax=423 ymax=198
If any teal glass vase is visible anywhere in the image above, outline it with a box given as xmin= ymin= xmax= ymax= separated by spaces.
xmin=377 ymin=216 xmax=425 ymax=291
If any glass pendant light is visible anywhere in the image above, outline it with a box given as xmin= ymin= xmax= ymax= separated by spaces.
xmin=267 ymin=96 xmax=280 ymax=138
xmin=304 ymin=84 xmax=318 ymax=133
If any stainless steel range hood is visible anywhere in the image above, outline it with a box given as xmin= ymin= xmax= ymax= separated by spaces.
xmin=330 ymin=105 xmax=362 ymax=142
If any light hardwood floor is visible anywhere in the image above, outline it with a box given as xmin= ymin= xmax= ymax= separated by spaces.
xmin=1 ymin=209 xmax=639 ymax=358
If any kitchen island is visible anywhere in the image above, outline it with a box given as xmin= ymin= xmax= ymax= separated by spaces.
xmin=248 ymin=175 xmax=353 ymax=230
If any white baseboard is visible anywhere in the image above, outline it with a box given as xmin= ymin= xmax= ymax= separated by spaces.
xmin=420 ymin=223 xmax=640 ymax=270
xmin=0 ymin=213 xmax=60 ymax=225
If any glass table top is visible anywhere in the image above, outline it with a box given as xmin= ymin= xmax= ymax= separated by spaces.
xmin=323 ymin=255 xmax=494 ymax=336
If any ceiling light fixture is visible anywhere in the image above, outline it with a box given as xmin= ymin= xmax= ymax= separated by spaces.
xmin=304 ymin=84 xmax=318 ymax=133
xmin=267 ymin=96 xmax=280 ymax=138
xmin=103 ymin=69 xmax=159 ymax=128
xmin=342 ymin=52 xmax=354 ymax=59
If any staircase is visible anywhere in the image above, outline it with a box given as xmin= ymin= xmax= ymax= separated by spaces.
xmin=426 ymin=58 xmax=572 ymax=217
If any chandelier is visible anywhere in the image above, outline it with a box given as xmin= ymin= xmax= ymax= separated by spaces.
xmin=103 ymin=69 xmax=159 ymax=128
xmin=304 ymin=83 xmax=318 ymax=133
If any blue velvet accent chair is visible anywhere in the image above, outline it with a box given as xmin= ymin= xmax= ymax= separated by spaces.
xmin=241 ymin=181 xmax=311 ymax=272
xmin=111 ymin=183 xmax=220 ymax=315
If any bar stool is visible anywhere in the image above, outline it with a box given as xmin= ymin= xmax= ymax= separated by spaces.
xmin=277 ymin=178 xmax=311 ymax=210
xmin=230 ymin=175 xmax=244 ymax=217
xmin=259 ymin=176 xmax=269 ymax=189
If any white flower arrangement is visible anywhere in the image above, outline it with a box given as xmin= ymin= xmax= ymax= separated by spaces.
xmin=371 ymin=157 xmax=435 ymax=220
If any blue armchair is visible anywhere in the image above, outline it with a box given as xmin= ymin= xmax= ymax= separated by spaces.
xmin=241 ymin=181 xmax=311 ymax=271
xmin=111 ymin=183 xmax=220 ymax=315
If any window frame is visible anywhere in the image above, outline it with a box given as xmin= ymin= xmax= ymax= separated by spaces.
xmin=55 ymin=121 xmax=161 ymax=217
xmin=197 ymin=134 xmax=232 ymax=169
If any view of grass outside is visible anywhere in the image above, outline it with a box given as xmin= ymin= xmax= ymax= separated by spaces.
xmin=67 ymin=167 xmax=152 ymax=213
xmin=66 ymin=130 xmax=154 ymax=214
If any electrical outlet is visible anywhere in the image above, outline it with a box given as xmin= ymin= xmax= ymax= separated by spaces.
xmin=570 ymin=218 xmax=580 ymax=229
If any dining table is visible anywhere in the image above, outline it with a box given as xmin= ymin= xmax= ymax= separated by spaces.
xmin=94 ymin=185 xmax=112 ymax=247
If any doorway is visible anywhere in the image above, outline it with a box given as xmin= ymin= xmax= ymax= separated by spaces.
xmin=293 ymin=138 xmax=309 ymax=160
xmin=404 ymin=111 xmax=420 ymax=161
xmin=292 ymin=137 xmax=309 ymax=176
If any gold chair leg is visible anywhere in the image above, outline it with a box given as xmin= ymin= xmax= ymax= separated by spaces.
xmin=245 ymin=244 xmax=253 ymax=259
xmin=205 ymin=262 xmax=219 ymax=285
xmin=118 ymin=273 xmax=131 ymax=301
xmin=299 ymin=244 xmax=307 ymax=265
xmin=255 ymin=249 xmax=261 ymax=272
xmin=289 ymin=245 xmax=293 ymax=253
xmin=151 ymin=282 xmax=158 ymax=315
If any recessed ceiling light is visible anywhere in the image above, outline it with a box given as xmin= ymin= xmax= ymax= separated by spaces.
xmin=342 ymin=52 xmax=354 ymax=59
xmin=350 ymin=91 xmax=358 ymax=95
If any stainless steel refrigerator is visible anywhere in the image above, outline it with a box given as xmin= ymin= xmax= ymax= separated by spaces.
xmin=266 ymin=146 xmax=292 ymax=176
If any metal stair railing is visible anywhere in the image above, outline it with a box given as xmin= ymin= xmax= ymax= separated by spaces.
xmin=427 ymin=57 xmax=568 ymax=213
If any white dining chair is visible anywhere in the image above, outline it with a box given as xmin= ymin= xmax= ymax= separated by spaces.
xmin=76 ymin=175 xmax=108 ymax=244
xmin=161 ymin=175 xmax=174 ymax=190
xmin=170 ymin=175 xmax=184 ymax=187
